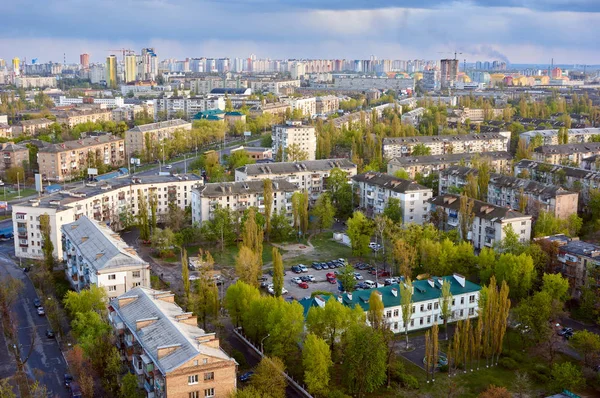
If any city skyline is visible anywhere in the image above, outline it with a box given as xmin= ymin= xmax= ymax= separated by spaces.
xmin=2 ymin=0 xmax=600 ymax=64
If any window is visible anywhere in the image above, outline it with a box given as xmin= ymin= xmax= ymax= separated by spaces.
xmin=410 ymin=319 xmax=414 ymax=327
xmin=412 ymin=305 xmax=415 ymax=313
xmin=521 ymin=229 xmax=526 ymax=235
xmin=204 ymin=372 xmax=214 ymax=381
xmin=108 ymin=274 xmax=116 ymax=280
xmin=460 ymin=309 xmax=464 ymax=317
xmin=469 ymin=308 xmax=475 ymax=316
xmin=203 ymin=358 xmax=208 ymax=364
xmin=189 ymin=393 xmax=199 ymax=398
xmin=188 ymin=375 xmax=198 ymax=385
xmin=394 ymin=322 xmax=398 ymax=330
xmin=469 ymin=295 xmax=475 ymax=303
xmin=427 ymin=303 xmax=432 ymax=310
xmin=393 ymin=309 xmax=399 ymax=317
xmin=460 ymin=297 xmax=464 ymax=305
xmin=386 ymin=310 xmax=392 ymax=318
xmin=419 ymin=318 xmax=424 ymax=325
xmin=193 ymin=360 xmax=199 ymax=366
xmin=521 ymin=221 xmax=526 ymax=225
xmin=427 ymin=316 xmax=431 ymax=324
xmin=132 ymin=271 xmax=141 ymax=278
xmin=452 ymin=299 xmax=455 ymax=306
xmin=204 ymin=388 xmax=215 ymax=398
xmin=434 ymin=302 xmax=439 ymax=310
xmin=108 ymin=286 xmax=117 ymax=292
xmin=132 ymin=282 xmax=141 ymax=287
xmin=420 ymin=304 xmax=424 ymax=312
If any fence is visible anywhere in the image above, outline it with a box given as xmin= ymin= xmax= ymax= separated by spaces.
xmin=232 ymin=327 xmax=314 ymax=398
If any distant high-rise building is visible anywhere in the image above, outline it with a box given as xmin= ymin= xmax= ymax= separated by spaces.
xmin=0 ymin=59 xmax=5 ymax=69
xmin=551 ymin=67 xmax=563 ymax=79
xmin=440 ymin=59 xmax=459 ymax=88
xmin=141 ymin=48 xmax=158 ymax=80
xmin=80 ymin=53 xmax=90 ymax=70
xmin=12 ymin=57 xmax=20 ymax=76
xmin=124 ymin=54 xmax=137 ymax=83
xmin=106 ymin=55 xmax=118 ymax=88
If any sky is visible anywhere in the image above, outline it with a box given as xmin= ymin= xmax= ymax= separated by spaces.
xmin=1 ymin=0 xmax=600 ymax=65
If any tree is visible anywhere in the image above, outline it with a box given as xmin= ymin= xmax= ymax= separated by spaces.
xmin=272 ymin=247 xmax=284 ymax=297
xmin=285 ymin=143 xmax=308 ymax=162
xmin=367 ymin=290 xmax=385 ymax=331
xmin=63 ymin=285 xmax=107 ymax=317
xmin=411 ymin=143 xmax=432 ymax=156
xmin=393 ymin=238 xmax=416 ymax=277
xmin=338 ymin=264 xmax=357 ymax=293
xmin=270 ymin=209 xmax=293 ymax=242
xmin=343 ymin=325 xmax=387 ymax=395
xmin=194 ymin=268 xmax=219 ymax=330
xmin=120 ymin=373 xmax=142 ymax=398
xmin=393 ymin=169 xmax=410 ymax=179
xmin=0 ymin=378 xmax=16 ymax=398
xmin=478 ymin=385 xmax=511 ymax=398
xmin=458 ymin=193 xmax=475 ymax=241
xmin=439 ymin=280 xmax=453 ymax=340
xmin=346 ymin=211 xmax=374 ymax=257
xmin=202 ymin=205 xmax=236 ymax=251
xmin=400 ymin=278 xmax=414 ymax=349
xmin=311 ymin=193 xmax=335 ymax=233
xmin=150 ymin=228 xmax=176 ymax=258
xmin=251 ymin=357 xmax=287 ymax=398
xmin=242 ymin=207 xmax=263 ymax=261
xmin=383 ymin=197 xmax=403 ymax=224
xmin=137 ymin=190 xmax=150 ymax=241
xmin=226 ymin=149 xmax=255 ymax=171
xmin=541 ymin=272 xmax=569 ymax=303
xmin=263 ymin=179 xmax=273 ymax=239
xmin=39 ymin=213 xmax=54 ymax=270
xmin=149 ymin=192 xmax=158 ymax=232
xmin=182 ymin=249 xmax=190 ymax=299
xmin=515 ymin=138 xmax=532 ymax=161
xmin=494 ymin=253 xmax=535 ymax=300
xmin=478 ymin=247 xmax=497 ymax=284
xmin=235 ymin=245 xmax=261 ymax=287
xmin=4 ymin=166 xmax=24 ymax=184
xmin=570 ymin=329 xmax=600 ymax=367
xmin=224 ymin=281 xmax=260 ymax=327
xmin=166 ymin=203 xmax=186 ymax=232
xmin=303 ymin=334 xmax=333 ymax=397
xmin=550 ymin=362 xmax=585 ymax=392
xmin=328 ymin=167 xmax=355 ymax=220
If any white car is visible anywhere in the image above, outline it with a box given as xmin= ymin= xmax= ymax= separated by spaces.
xmin=165 ymin=164 xmax=173 ymax=169
xmin=267 ymin=284 xmax=288 ymax=295
xmin=306 ymin=275 xmax=316 ymax=282
xmin=298 ymin=264 xmax=308 ymax=273
xmin=354 ymin=272 xmax=363 ymax=280
xmin=291 ymin=277 xmax=302 ymax=284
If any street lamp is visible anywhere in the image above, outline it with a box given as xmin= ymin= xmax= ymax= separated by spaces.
xmin=260 ymin=334 xmax=270 ymax=354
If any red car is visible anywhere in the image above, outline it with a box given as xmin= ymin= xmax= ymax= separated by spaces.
xmin=327 ymin=276 xmax=337 ymax=284
xmin=326 ymin=272 xmax=336 ymax=279
xmin=377 ymin=270 xmax=390 ymax=277
xmin=298 ymin=282 xmax=309 ymax=289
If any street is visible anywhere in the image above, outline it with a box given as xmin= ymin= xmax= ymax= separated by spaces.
xmin=0 ymin=241 xmax=69 ymax=398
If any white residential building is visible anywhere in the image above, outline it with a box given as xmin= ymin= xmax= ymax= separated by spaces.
xmin=235 ymin=159 xmax=357 ymax=202
xmin=191 ymin=179 xmax=296 ymax=225
xmin=382 ymin=132 xmax=510 ymax=159
xmin=352 ymin=172 xmax=432 ymax=224
xmin=282 ymin=97 xmax=317 ymax=117
xmin=62 ymin=216 xmax=150 ymax=298
xmin=272 ymin=121 xmax=317 ymax=161
xmin=125 ymin=119 xmax=192 ymax=156
xmin=154 ymin=96 xmax=225 ymax=120
xmin=520 ymin=128 xmax=600 ymax=146
xmin=248 ymin=79 xmax=301 ymax=95
xmin=299 ymin=274 xmax=481 ymax=333
xmin=428 ymin=194 xmax=532 ymax=250
xmin=56 ymin=96 xmax=125 ymax=108
xmin=401 ymin=107 xmax=425 ymax=126
xmin=13 ymin=174 xmax=202 ymax=260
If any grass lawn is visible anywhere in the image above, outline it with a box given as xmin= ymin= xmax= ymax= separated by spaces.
xmin=4 ymin=188 xmax=38 ymax=201
xmin=185 ymin=241 xmax=280 ymax=269
xmin=281 ymin=231 xmax=354 ymax=268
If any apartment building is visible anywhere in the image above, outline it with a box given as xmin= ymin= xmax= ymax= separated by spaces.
xmin=192 ymin=77 xmax=248 ymax=95
xmin=439 ymin=166 xmax=579 ymax=219
xmin=56 ymin=96 xmax=125 ymax=108
xmin=248 ymin=79 xmax=300 ymax=95
xmin=191 ymin=179 xmax=296 ymax=224
xmin=125 ymin=119 xmax=192 ymax=156
xmin=514 ymin=159 xmax=600 ymax=204
xmin=300 ymin=274 xmax=481 ymax=333
xmin=0 ymin=123 xmax=11 ymax=139
xmin=154 ymin=96 xmax=225 ymax=120
xmin=253 ymin=103 xmax=291 ymax=118
xmin=108 ymin=287 xmax=237 ymax=398
xmin=281 ymin=97 xmax=317 ymax=117
xmin=316 ymin=95 xmax=340 ymax=115
xmin=235 ymin=159 xmax=357 ymax=201
xmin=387 ymin=151 xmax=512 ymax=179
xmin=0 ymin=142 xmax=29 ymax=172
xmin=53 ymin=107 xmax=113 ymax=128
xmin=428 ymin=194 xmax=532 ymax=250
xmin=13 ymin=174 xmax=201 ymax=260
xmin=37 ymin=134 xmax=125 ymax=182
xmin=62 ymin=216 xmax=150 ymax=298
xmin=13 ymin=118 xmax=53 ymax=136
xmin=352 ymin=172 xmax=432 ymax=225
xmin=401 ymin=107 xmax=425 ymax=126
xmin=229 ymin=146 xmax=272 ymax=161
xmin=333 ymin=76 xmax=415 ymax=92
xmin=272 ymin=121 xmax=317 ymax=161
xmin=382 ymin=132 xmax=510 ymax=159
xmin=112 ymin=103 xmax=155 ymax=123
xmin=520 ymin=128 xmax=600 ymax=146
xmin=450 ymin=107 xmax=504 ymax=123
xmin=536 ymin=234 xmax=600 ymax=296
xmin=15 ymin=76 xmax=57 ymax=88
xmin=532 ymin=143 xmax=600 ymax=166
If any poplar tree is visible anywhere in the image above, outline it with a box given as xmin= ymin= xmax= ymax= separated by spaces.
xmin=263 ymin=179 xmax=273 ymax=240
xmin=182 ymin=249 xmax=190 ymax=300
xmin=439 ymin=280 xmax=453 ymax=340
xmin=451 ymin=320 xmax=461 ymax=374
xmin=272 ymin=247 xmax=284 ymax=297
xmin=137 ymin=189 xmax=150 ymax=241
xmin=459 ymin=193 xmax=475 ymax=242
xmin=462 ymin=318 xmax=471 ymax=373
xmin=425 ymin=329 xmax=432 ymax=383
xmin=242 ymin=207 xmax=263 ymax=266
xmin=400 ymin=278 xmax=414 ymax=349
xmin=474 ymin=315 xmax=483 ymax=370
xmin=40 ymin=213 xmax=54 ymax=271
xmin=149 ymin=192 xmax=158 ymax=231
xmin=367 ymin=291 xmax=385 ymax=331
xmin=432 ymin=323 xmax=439 ymax=382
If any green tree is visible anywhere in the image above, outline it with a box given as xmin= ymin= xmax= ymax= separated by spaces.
xmin=570 ymin=329 xmax=600 ymax=367
xmin=202 ymin=205 xmax=236 ymax=251
xmin=550 ymin=362 xmax=585 ymax=392
xmin=149 ymin=192 xmax=158 ymax=232
xmin=270 ymin=209 xmax=293 ymax=242
xmin=120 ymin=373 xmax=142 ymax=398
xmin=343 ymin=325 xmax=387 ymax=395
xmin=263 ymin=179 xmax=273 ymax=239
xmin=63 ymin=286 xmax=107 ymax=317
xmin=224 ymin=281 xmax=260 ymax=327
xmin=439 ymin=280 xmax=453 ymax=340
xmin=346 ymin=211 xmax=374 ymax=257
xmin=39 ymin=213 xmax=54 ymax=270
xmin=478 ymin=247 xmax=497 ymax=284
xmin=272 ymin=247 xmax=284 ymax=297
xmin=235 ymin=245 xmax=261 ymax=287
xmin=495 ymin=253 xmax=535 ymax=300
xmin=311 ymin=193 xmax=335 ymax=232
xmin=226 ymin=149 xmax=255 ymax=172
xmin=541 ymin=272 xmax=569 ymax=303
xmin=303 ymin=334 xmax=333 ymax=397
xmin=393 ymin=169 xmax=410 ymax=179
xmin=251 ymin=357 xmax=287 ymax=398
xmin=285 ymin=143 xmax=308 ymax=162
xmin=4 ymin=166 xmax=24 ymax=184
xmin=411 ymin=143 xmax=432 ymax=156
xmin=368 ymin=290 xmax=386 ymax=331
xmin=400 ymin=278 xmax=414 ymax=349
xmin=337 ymin=264 xmax=357 ymax=293
xmin=194 ymin=264 xmax=220 ymax=330
xmin=182 ymin=249 xmax=190 ymax=299
xmin=150 ymin=228 xmax=176 ymax=257
xmin=383 ymin=197 xmax=403 ymax=224
xmin=458 ymin=193 xmax=475 ymax=242
xmin=137 ymin=190 xmax=150 ymax=241
xmin=328 ymin=168 xmax=355 ymax=220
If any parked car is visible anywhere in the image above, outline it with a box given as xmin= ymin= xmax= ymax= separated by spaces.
xmin=64 ymin=374 xmax=73 ymax=388
xmin=239 ymin=371 xmax=254 ymax=382
xmin=46 ymin=329 xmax=55 ymax=338
xmin=299 ymin=264 xmax=308 ymax=273
xmin=338 ymin=258 xmax=346 ymax=264
xmin=355 ymin=282 xmax=368 ymax=289
xmin=557 ymin=327 xmax=573 ymax=336
xmin=377 ymin=270 xmax=390 ymax=277
xmin=326 ymin=272 xmax=336 ymax=279
xmin=312 ymin=262 xmax=322 ymax=270
xmin=564 ymin=331 xmax=575 ymax=340
xmin=298 ymin=282 xmax=309 ymax=289
xmin=326 ymin=261 xmax=335 ymax=268
xmin=327 ymin=276 xmax=337 ymax=284
xmin=267 ymin=284 xmax=288 ymax=295
xmin=33 ymin=298 xmax=41 ymax=308
xmin=291 ymin=277 xmax=302 ymax=284
xmin=165 ymin=164 xmax=173 ymax=169
xmin=69 ymin=382 xmax=82 ymax=398
xmin=306 ymin=275 xmax=316 ymax=282
xmin=37 ymin=307 xmax=45 ymax=316
xmin=291 ymin=265 xmax=302 ymax=274
xmin=354 ymin=272 xmax=363 ymax=280
xmin=363 ymin=280 xmax=376 ymax=289
xmin=321 ymin=263 xmax=329 ymax=270
xmin=384 ymin=278 xmax=395 ymax=286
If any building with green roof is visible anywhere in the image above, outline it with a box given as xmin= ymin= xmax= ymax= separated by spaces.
xmin=299 ymin=274 xmax=481 ymax=333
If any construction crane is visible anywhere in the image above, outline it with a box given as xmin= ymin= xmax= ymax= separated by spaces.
xmin=438 ymin=51 xmax=463 ymax=60
xmin=106 ymin=48 xmax=135 ymax=62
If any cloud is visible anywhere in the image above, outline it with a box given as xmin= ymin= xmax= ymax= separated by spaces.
xmin=0 ymin=0 xmax=599 ymax=64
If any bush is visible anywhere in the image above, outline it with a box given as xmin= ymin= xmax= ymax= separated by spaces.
xmin=498 ymin=357 xmax=518 ymax=370
xmin=328 ymin=390 xmax=352 ymax=398
xmin=506 ymin=350 xmax=525 ymax=363
xmin=531 ymin=364 xmax=551 ymax=384
xmin=230 ymin=349 xmax=247 ymax=369
xmin=439 ymin=364 xmax=449 ymax=373
xmin=399 ymin=374 xmax=419 ymax=390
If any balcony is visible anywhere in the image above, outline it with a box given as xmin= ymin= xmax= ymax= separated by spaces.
xmin=447 ymin=217 xmax=459 ymax=227
xmin=17 ymin=228 xmax=27 ymax=238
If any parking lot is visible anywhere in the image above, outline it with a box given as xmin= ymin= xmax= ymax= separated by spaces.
xmin=261 ymin=259 xmax=400 ymax=300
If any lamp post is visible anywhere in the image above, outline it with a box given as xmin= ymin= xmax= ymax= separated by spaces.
xmin=260 ymin=334 xmax=270 ymax=354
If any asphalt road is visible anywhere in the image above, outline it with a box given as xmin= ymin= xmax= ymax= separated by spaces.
xmin=0 ymin=242 xmax=69 ymax=398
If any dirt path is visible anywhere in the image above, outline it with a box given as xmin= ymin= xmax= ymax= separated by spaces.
xmin=270 ymin=241 xmax=315 ymax=263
